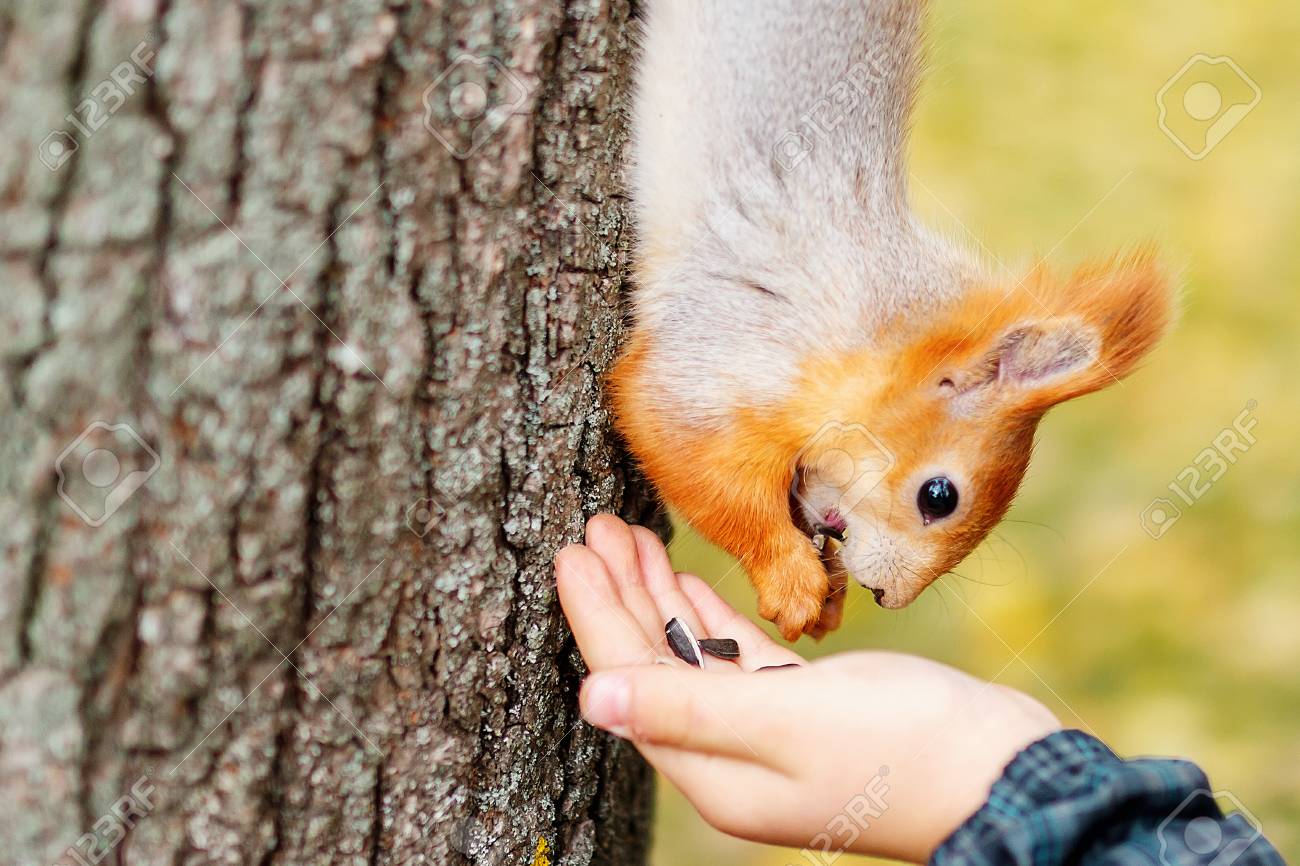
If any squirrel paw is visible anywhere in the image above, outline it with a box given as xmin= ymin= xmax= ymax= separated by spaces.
xmin=807 ymin=570 xmax=848 ymax=641
xmin=754 ymin=552 xmax=830 ymax=642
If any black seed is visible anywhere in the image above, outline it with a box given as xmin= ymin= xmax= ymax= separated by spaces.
xmin=813 ymin=523 xmax=845 ymax=542
xmin=664 ymin=617 xmax=702 ymax=667
xmin=698 ymin=638 xmax=740 ymax=660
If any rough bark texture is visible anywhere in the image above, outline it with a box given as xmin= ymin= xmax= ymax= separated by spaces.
xmin=0 ymin=0 xmax=659 ymax=863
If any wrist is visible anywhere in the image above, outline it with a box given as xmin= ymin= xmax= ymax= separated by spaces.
xmin=930 ymin=729 xmax=1112 ymax=864
xmin=909 ymin=697 xmax=1062 ymax=862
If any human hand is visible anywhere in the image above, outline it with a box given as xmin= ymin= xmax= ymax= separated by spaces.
xmin=555 ymin=515 xmax=1061 ymax=864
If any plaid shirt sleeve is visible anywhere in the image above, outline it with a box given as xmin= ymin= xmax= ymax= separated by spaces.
xmin=931 ymin=729 xmax=1286 ymax=866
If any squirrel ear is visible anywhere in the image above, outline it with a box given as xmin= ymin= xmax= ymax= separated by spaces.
xmin=940 ymin=251 xmax=1174 ymax=412
xmin=995 ymin=320 xmax=1099 ymax=384
xmin=1000 ymin=250 xmax=1175 ymax=412
xmin=941 ymin=318 xmax=1099 ymax=400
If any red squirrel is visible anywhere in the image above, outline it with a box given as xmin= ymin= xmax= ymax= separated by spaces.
xmin=608 ymin=0 xmax=1172 ymax=641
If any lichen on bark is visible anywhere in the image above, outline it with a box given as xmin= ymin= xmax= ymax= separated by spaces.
xmin=0 ymin=0 xmax=657 ymax=863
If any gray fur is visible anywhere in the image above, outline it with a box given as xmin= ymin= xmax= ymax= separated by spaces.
xmin=631 ymin=0 xmax=988 ymax=424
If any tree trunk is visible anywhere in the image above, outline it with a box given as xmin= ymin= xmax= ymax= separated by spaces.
xmin=0 ymin=1 xmax=658 ymax=864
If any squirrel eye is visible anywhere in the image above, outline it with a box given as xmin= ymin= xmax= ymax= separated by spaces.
xmin=917 ymin=476 xmax=959 ymax=524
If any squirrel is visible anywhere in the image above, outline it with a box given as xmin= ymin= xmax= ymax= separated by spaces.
xmin=608 ymin=0 xmax=1172 ymax=641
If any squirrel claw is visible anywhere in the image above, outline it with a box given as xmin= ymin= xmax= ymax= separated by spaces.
xmin=756 ymin=568 xmax=830 ymax=642
xmin=774 ymin=607 xmax=822 ymax=642
xmin=807 ymin=573 xmax=848 ymax=640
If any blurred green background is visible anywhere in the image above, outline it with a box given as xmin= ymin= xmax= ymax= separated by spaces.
xmin=651 ymin=1 xmax=1300 ymax=863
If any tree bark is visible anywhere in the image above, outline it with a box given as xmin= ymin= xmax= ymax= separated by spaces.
xmin=0 ymin=0 xmax=658 ymax=864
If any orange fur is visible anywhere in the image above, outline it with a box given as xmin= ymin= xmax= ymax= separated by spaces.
xmin=609 ymin=252 xmax=1173 ymax=640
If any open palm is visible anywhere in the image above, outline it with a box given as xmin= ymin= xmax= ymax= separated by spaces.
xmin=555 ymin=515 xmax=1060 ymax=863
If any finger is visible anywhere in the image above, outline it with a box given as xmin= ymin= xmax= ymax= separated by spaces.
xmin=646 ymin=747 xmax=794 ymax=841
xmin=555 ymin=544 xmax=658 ymax=669
xmin=585 ymin=515 xmax=668 ymax=642
xmin=678 ymin=574 xmax=805 ymax=670
xmin=630 ymin=526 xmax=710 ymax=647
xmin=579 ymin=672 xmax=775 ymax=799
xmin=580 ymin=665 xmax=783 ymax=767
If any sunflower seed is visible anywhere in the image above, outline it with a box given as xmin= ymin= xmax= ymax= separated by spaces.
xmin=813 ymin=522 xmax=845 ymax=542
xmin=664 ymin=617 xmax=703 ymax=667
xmin=697 ymin=638 xmax=740 ymax=660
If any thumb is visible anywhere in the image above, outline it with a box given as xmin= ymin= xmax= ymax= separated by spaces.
xmin=580 ymin=666 xmax=770 ymax=763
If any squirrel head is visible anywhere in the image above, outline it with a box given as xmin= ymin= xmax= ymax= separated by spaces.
xmin=789 ymin=251 xmax=1173 ymax=608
